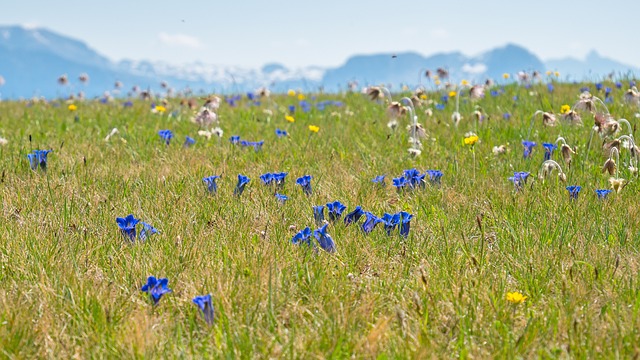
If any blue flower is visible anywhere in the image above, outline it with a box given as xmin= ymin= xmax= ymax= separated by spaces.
xmin=272 ymin=172 xmax=287 ymax=190
xmin=566 ymin=185 xmax=581 ymax=199
xmin=361 ymin=212 xmax=382 ymax=234
xmin=123 ymin=101 xmax=133 ymax=108
xmin=595 ymin=83 xmax=603 ymax=91
xmin=275 ymin=128 xmax=289 ymax=137
xmin=441 ymin=95 xmax=449 ymax=103
xmin=490 ymin=90 xmax=499 ymax=97
xmin=313 ymin=205 xmax=325 ymax=225
xmin=344 ymin=206 xmax=365 ymax=226
xmin=158 ymin=130 xmax=173 ymax=145
xmin=398 ymin=211 xmax=413 ymax=237
xmin=631 ymin=81 xmax=636 ymax=87
xmin=381 ymin=213 xmax=400 ymax=235
xmin=234 ymin=174 xmax=250 ymax=196
xmin=507 ymin=171 xmax=530 ymax=190
xmin=605 ymin=87 xmax=612 ymax=97
xmin=296 ymin=175 xmax=313 ymax=196
xmin=275 ymin=193 xmax=288 ymax=204
xmin=580 ymin=86 xmax=590 ymax=93
xmin=141 ymin=276 xmax=172 ymax=304
xmin=139 ymin=222 xmax=158 ymax=241
xmin=116 ymin=214 xmax=140 ymax=241
xmin=292 ymin=227 xmax=313 ymax=247
xmin=326 ymin=201 xmax=347 ymax=222
xmin=522 ymin=140 xmax=536 ymax=159
xmin=288 ymin=105 xmax=296 ymax=114
xmin=260 ymin=173 xmax=274 ymax=185
xmin=547 ymin=83 xmax=554 ymax=93
xmin=372 ymin=175 xmax=386 ymax=186
xmin=615 ymin=82 xmax=622 ymax=89
xmin=595 ymin=189 xmax=612 ymax=200
xmin=27 ymin=149 xmax=52 ymax=171
xmin=184 ymin=136 xmax=195 ymax=148
xmin=425 ymin=170 xmax=443 ymax=185
xmin=403 ymin=168 xmax=425 ymax=188
xmin=435 ymin=104 xmax=445 ymax=111
xmin=542 ymin=142 xmax=557 ymax=161
xmin=192 ymin=294 xmax=215 ymax=325
xmin=503 ymin=113 xmax=511 ymax=120
xmin=246 ymin=92 xmax=255 ymax=100
xmin=314 ymin=224 xmax=336 ymax=253
xmin=252 ymin=141 xmax=264 ymax=151
xmin=229 ymin=135 xmax=241 ymax=144
xmin=392 ymin=177 xmax=407 ymax=191
xmin=203 ymin=175 xmax=220 ymax=193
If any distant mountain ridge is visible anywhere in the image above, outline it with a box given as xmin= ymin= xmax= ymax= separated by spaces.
xmin=0 ymin=25 xmax=639 ymax=99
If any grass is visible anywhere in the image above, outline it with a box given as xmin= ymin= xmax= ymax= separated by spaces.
xmin=1 ymin=81 xmax=640 ymax=358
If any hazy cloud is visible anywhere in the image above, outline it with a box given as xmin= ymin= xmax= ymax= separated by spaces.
xmin=158 ymin=32 xmax=203 ymax=49
xmin=429 ymin=28 xmax=449 ymax=39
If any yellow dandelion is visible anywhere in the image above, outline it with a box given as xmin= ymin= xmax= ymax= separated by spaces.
xmin=285 ymin=115 xmax=295 ymax=123
xmin=68 ymin=104 xmax=77 ymax=111
xmin=502 ymin=73 xmax=510 ymax=79
xmin=297 ymin=93 xmax=306 ymax=101
xmin=545 ymin=70 xmax=552 ymax=76
xmin=506 ymin=292 xmax=527 ymax=304
xmin=460 ymin=79 xmax=469 ymax=86
xmin=448 ymin=91 xmax=457 ymax=98
xmin=554 ymin=71 xmax=560 ymax=77
xmin=560 ymin=104 xmax=571 ymax=114
xmin=434 ymin=79 xmax=441 ymax=86
xmin=308 ymin=125 xmax=320 ymax=133
xmin=287 ymin=89 xmax=296 ymax=97
xmin=419 ymin=94 xmax=427 ymax=100
xmin=463 ymin=134 xmax=479 ymax=146
xmin=154 ymin=105 xmax=166 ymax=114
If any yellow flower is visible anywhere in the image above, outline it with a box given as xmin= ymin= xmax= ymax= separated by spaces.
xmin=287 ymin=89 xmax=296 ymax=97
xmin=464 ymin=134 xmax=479 ymax=146
xmin=308 ymin=125 xmax=320 ymax=133
xmin=506 ymin=292 xmax=527 ymax=304
xmin=554 ymin=71 xmax=560 ymax=77
xmin=560 ymin=104 xmax=571 ymax=114
xmin=297 ymin=93 xmax=306 ymax=101
xmin=154 ymin=105 xmax=166 ymax=114
xmin=285 ymin=115 xmax=295 ymax=123
xmin=460 ymin=79 xmax=469 ymax=86
xmin=448 ymin=91 xmax=457 ymax=98
xmin=434 ymin=80 xmax=441 ymax=86
xmin=432 ymin=75 xmax=439 ymax=81
xmin=68 ymin=104 xmax=77 ymax=111
xmin=502 ymin=73 xmax=510 ymax=79
xmin=545 ymin=70 xmax=552 ymax=76
xmin=419 ymin=94 xmax=427 ymax=100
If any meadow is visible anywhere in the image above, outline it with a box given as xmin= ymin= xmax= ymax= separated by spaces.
xmin=1 ymin=77 xmax=640 ymax=359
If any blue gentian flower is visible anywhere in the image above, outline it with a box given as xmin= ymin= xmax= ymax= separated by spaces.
xmin=398 ymin=211 xmax=413 ymax=237
xmin=296 ymin=175 xmax=313 ymax=196
xmin=252 ymin=140 xmax=264 ymax=152
xmin=490 ymin=90 xmax=499 ymax=97
xmin=344 ymin=206 xmax=365 ymax=226
xmin=292 ymin=227 xmax=313 ymax=247
xmin=234 ymin=174 xmax=250 ymax=196
xmin=605 ymin=87 xmax=612 ymax=97
xmin=272 ymin=172 xmax=287 ymax=190
xmin=566 ymin=185 xmax=582 ymax=199
xmin=141 ymin=276 xmax=172 ymax=304
xmin=372 ymin=175 xmax=386 ymax=186
xmin=547 ymin=83 xmax=554 ymax=93
xmin=313 ymin=205 xmax=325 ymax=225
xmin=403 ymin=168 xmax=425 ymax=188
xmin=392 ymin=177 xmax=407 ymax=192
xmin=595 ymin=83 xmax=603 ymax=91
xmin=260 ymin=173 xmax=274 ymax=185
xmin=580 ymin=86 xmax=590 ymax=93
xmin=27 ymin=149 xmax=52 ymax=171
xmin=313 ymin=224 xmax=336 ymax=253
xmin=275 ymin=193 xmax=288 ymax=204
xmin=139 ymin=222 xmax=158 ymax=241
xmin=123 ymin=101 xmax=133 ymax=107
xmin=631 ymin=81 xmax=636 ymax=87
xmin=361 ymin=212 xmax=382 ymax=234
xmin=275 ymin=128 xmax=289 ymax=137
xmin=522 ymin=140 xmax=537 ymax=159
xmin=435 ymin=104 xmax=445 ymax=111
xmin=542 ymin=142 xmax=557 ymax=161
xmin=326 ymin=201 xmax=347 ymax=222
xmin=605 ymin=96 xmax=613 ymax=104
xmin=441 ymin=95 xmax=449 ymax=103
xmin=158 ymin=130 xmax=173 ymax=145
xmin=288 ymin=105 xmax=295 ymax=114
xmin=615 ymin=82 xmax=622 ymax=89
xmin=192 ymin=294 xmax=215 ymax=325
xmin=300 ymin=100 xmax=311 ymax=112
xmin=116 ymin=214 xmax=140 ymax=241
xmin=381 ymin=213 xmax=400 ymax=235
xmin=184 ymin=136 xmax=196 ymax=148
xmin=203 ymin=175 xmax=220 ymax=193
xmin=425 ymin=170 xmax=443 ymax=185
xmin=247 ymin=92 xmax=255 ymax=100
xmin=503 ymin=113 xmax=511 ymax=120
xmin=229 ymin=135 xmax=241 ymax=144
xmin=595 ymin=189 xmax=612 ymax=200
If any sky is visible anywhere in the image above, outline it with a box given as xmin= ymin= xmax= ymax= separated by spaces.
xmin=1 ymin=0 xmax=638 ymax=69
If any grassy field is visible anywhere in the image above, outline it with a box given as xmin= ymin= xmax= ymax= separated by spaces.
xmin=1 ymin=80 xmax=640 ymax=358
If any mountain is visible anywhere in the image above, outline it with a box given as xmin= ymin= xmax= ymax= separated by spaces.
xmin=0 ymin=25 xmax=638 ymax=99
xmin=545 ymin=50 xmax=640 ymax=81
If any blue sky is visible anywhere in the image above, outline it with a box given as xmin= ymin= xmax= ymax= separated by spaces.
xmin=1 ymin=0 xmax=638 ymax=68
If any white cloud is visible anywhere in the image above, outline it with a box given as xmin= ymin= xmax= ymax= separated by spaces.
xmin=21 ymin=22 xmax=39 ymax=30
xmin=429 ymin=28 xmax=449 ymax=39
xmin=158 ymin=32 xmax=203 ymax=49
xmin=462 ymin=63 xmax=487 ymax=74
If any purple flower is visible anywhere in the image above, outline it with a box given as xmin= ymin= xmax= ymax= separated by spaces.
xmin=313 ymin=205 xmax=325 ymax=226
xmin=326 ymin=201 xmax=347 ymax=222
xmin=372 ymin=175 xmax=386 ymax=186
xmin=361 ymin=212 xmax=382 ymax=234
xmin=292 ymin=227 xmax=313 ymax=247
xmin=522 ymin=140 xmax=536 ymax=159
xmin=141 ymin=276 xmax=172 ymax=304
xmin=542 ymin=142 xmax=557 ymax=161
xmin=193 ymin=294 xmax=215 ymax=325
xmin=203 ymin=175 xmax=220 ymax=193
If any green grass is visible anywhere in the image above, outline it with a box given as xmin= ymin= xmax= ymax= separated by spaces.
xmin=1 ymin=81 xmax=640 ymax=358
